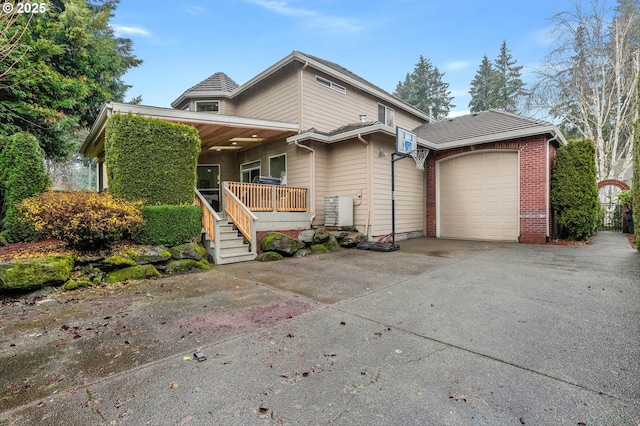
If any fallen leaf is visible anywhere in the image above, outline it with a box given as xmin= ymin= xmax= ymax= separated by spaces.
xmin=183 ymin=355 xmax=192 ymax=361
xmin=170 ymin=382 xmax=179 ymax=389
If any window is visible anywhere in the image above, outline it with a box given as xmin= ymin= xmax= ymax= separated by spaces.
xmin=195 ymin=101 xmax=220 ymax=113
xmin=378 ymin=103 xmax=395 ymax=127
xmin=269 ymin=154 xmax=286 ymax=181
xmin=240 ymin=160 xmax=261 ymax=183
xmin=315 ymin=75 xmax=346 ymax=94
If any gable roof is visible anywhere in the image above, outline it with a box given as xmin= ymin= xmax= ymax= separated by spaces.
xmin=172 ymin=51 xmax=430 ymax=121
xmin=171 ymin=72 xmax=239 ymax=108
xmin=414 ymin=110 xmax=566 ymax=149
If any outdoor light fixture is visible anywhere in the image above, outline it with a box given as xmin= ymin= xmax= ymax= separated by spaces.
xmin=359 ymin=114 xmax=367 ymax=123
xmin=229 ymin=137 xmax=265 ymax=143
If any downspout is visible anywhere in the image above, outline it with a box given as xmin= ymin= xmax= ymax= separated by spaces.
xmin=294 ymin=140 xmax=316 ymax=226
xmin=546 ymin=134 xmax=558 ymax=241
xmin=357 ymin=134 xmax=372 ymax=238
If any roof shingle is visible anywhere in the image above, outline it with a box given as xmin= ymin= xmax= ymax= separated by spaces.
xmin=414 ymin=110 xmax=558 ymax=145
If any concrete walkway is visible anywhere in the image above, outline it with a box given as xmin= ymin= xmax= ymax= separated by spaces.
xmin=1 ymin=232 xmax=638 ymax=425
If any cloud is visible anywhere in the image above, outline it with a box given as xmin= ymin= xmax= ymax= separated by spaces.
xmin=186 ymin=5 xmax=208 ymax=16
xmin=446 ymin=61 xmax=471 ymax=71
xmin=246 ymin=0 xmax=364 ymax=33
xmin=112 ymin=25 xmax=151 ymax=37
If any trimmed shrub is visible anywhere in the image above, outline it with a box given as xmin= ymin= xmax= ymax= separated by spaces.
xmin=551 ymin=139 xmax=600 ymax=241
xmin=634 ymin=75 xmax=640 ymax=253
xmin=132 ymin=205 xmax=202 ymax=246
xmin=0 ymin=132 xmax=51 ymax=242
xmin=17 ymin=191 xmax=144 ymax=250
xmin=105 ymin=114 xmax=200 ymax=205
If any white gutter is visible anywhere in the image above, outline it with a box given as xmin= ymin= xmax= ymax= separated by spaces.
xmin=294 ymin=140 xmax=316 ymax=227
xmin=422 ymin=125 xmax=567 ymax=151
xmin=287 ymin=123 xmax=431 ymax=148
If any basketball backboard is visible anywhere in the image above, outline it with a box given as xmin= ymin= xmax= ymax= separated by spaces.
xmin=395 ymin=127 xmax=417 ymax=156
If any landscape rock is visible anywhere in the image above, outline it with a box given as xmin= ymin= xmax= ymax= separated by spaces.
xmin=311 ymin=244 xmax=329 ymax=253
xmin=294 ymin=248 xmax=313 ymax=257
xmin=104 ymin=264 xmax=161 ymax=284
xmin=126 ymin=245 xmax=172 ymax=264
xmin=0 ymin=255 xmax=75 ymax=291
xmin=297 ymin=230 xmax=314 ymax=244
xmin=261 ymin=232 xmax=305 ymax=256
xmin=164 ymin=258 xmax=210 ymax=274
xmin=339 ymin=234 xmax=367 ymax=248
xmin=170 ymin=242 xmax=207 ymax=261
xmin=256 ymin=251 xmax=284 ymax=262
xmin=326 ymin=235 xmax=341 ymax=252
xmin=312 ymin=227 xmax=330 ymax=244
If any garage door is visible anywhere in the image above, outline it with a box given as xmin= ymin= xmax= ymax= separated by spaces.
xmin=438 ymin=151 xmax=519 ymax=241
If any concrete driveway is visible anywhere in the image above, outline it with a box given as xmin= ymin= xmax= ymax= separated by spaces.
xmin=1 ymin=232 xmax=638 ymax=425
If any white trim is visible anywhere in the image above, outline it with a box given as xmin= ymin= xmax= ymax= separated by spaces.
xmin=240 ymin=159 xmax=261 ymax=183
xmin=268 ymin=153 xmax=287 ymax=179
xmin=195 ymin=100 xmax=221 ymax=114
xmin=377 ymin=103 xmax=395 ymax=127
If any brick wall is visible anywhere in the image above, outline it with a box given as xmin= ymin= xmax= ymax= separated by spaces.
xmin=425 ymin=135 xmax=556 ymax=244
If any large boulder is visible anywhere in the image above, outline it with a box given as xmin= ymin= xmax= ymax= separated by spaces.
xmin=339 ymin=234 xmax=367 ymax=248
xmin=312 ymin=227 xmax=330 ymax=244
xmin=256 ymin=251 xmax=283 ymax=262
xmin=297 ymin=230 xmax=315 ymax=244
xmin=104 ymin=264 xmax=161 ymax=284
xmin=0 ymin=255 xmax=75 ymax=291
xmin=164 ymin=258 xmax=209 ymax=274
xmin=261 ymin=232 xmax=305 ymax=256
xmin=126 ymin=245 xmax=172 ymax=264
xmin=170 ymin=242 xmax=207 ymax=261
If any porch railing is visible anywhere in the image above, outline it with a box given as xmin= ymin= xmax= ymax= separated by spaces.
xmin=224 ymin=186 xmax=258 ymax=248
xmin=226 ymin=182 xmax=308 ymax=212
xmin=195 ymin=189 xmax=220 ymax=243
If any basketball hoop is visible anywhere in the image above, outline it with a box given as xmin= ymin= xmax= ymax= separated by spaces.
xmin=410 ymin=149 xmax=429 ymax=170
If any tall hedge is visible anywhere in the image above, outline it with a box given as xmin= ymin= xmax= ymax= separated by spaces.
xmin=551 ymin=139 xmax=600 ymax=241
xmin=105 ymin=114 xmax=200 ymax=205
xmin=0 ymin=132 xmax=51 ymax=242
xmin=633 ymin=73 xmax=639 ymax=254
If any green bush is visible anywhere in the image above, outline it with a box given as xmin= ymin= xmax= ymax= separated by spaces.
xmin=634 ymin=75 xmax=640 ymax=254
xmin=105 ymin=114 xmax=200 ymax=205
xmin=0 ymin=132 xmax=51 ymax=242
xmin=551 ymin=139 xmax=600 ymax=241
xmin=132 ymin=205 xmax=202 ymax=246
xmin=18 ymin=191 xmax=144 ymax=250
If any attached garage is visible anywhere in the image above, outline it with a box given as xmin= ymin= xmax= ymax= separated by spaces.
xmin=438 ymin=151 xmax=519 ymax=241
xmin=417 ymin=110 xmax=565 ymax=243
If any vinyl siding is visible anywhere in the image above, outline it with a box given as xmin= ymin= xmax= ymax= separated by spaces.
xmin=371 ymin=136 xmax=425 ymax=238
xmin=325 ymin=139 xmax=369 ymax=229
xmin=234 ymin=65 xmax=300 ymax=123
xmin=313 ymin=142 xmax=330 ymax=225
xmin=301 ymin=69 xmax=425 ymax=133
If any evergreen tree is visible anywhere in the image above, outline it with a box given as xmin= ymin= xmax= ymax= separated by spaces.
xmin=394 ymin=55 xmax=455 ymax=120
xmin=468 ymin=55 xmax=499 ymax=112
xmin=0 ymin=0 xmax=141 ymax=160
xmin=0 ymin=132 xmax=51 ymax=242
xmin=468 ymin=41 xmax=526 ymax=113
xmin=493 ymin=40 xmax=526 ymax=113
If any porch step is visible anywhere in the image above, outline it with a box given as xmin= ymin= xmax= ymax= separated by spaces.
xmin=201 ymin=220 xmax=255 ymax=265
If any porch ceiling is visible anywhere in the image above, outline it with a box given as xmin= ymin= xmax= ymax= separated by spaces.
xmin=81 ymin=103 xmax=299 ymax=159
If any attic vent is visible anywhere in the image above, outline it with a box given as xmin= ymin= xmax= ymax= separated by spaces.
xmin=315 ymin=75 xmax=346 ymax=94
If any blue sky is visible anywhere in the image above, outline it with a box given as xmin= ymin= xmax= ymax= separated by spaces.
xmin=112 ymin=0 xmax=571 ymax=117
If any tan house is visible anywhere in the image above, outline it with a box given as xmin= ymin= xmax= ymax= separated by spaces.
xmin=81 ymin=51 xmax=565 ymax=264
